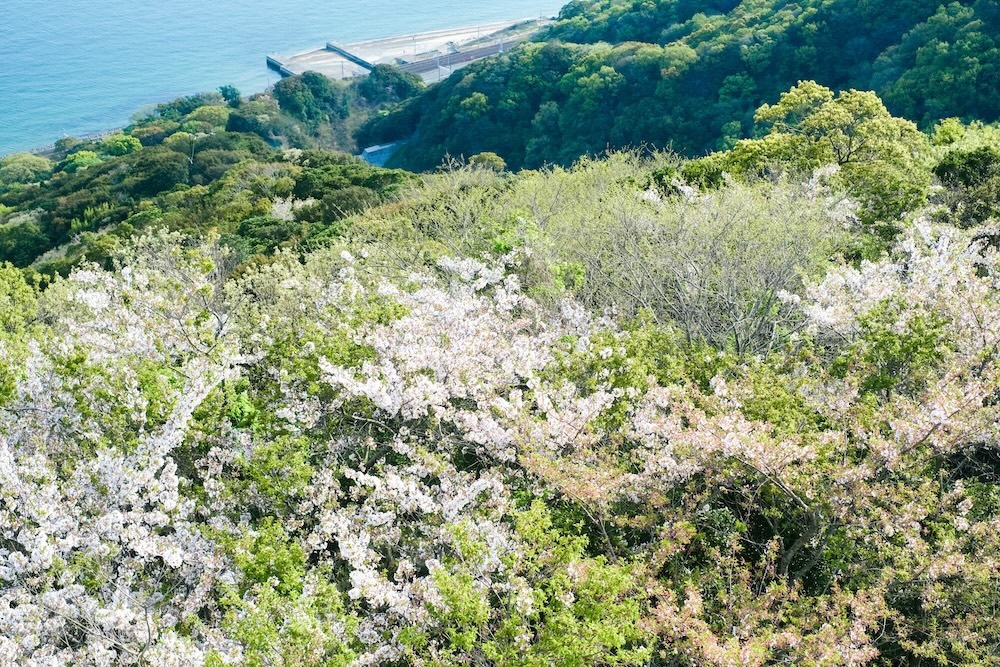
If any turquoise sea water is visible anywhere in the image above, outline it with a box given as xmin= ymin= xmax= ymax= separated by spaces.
xmin=0 ymin=0 xmax=565 ymax=155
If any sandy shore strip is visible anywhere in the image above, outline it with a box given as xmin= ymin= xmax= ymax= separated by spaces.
xmin=267 ymin=18 xmax=551 ymax=82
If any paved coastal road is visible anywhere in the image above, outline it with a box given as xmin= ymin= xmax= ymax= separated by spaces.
xmin=399 ymin=39 xmax=526 ymax=75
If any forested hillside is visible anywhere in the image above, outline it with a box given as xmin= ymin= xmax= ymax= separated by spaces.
xmin=361 ymin=0 xmax=1000 ymax=170
xmin=0 ymin=86 xmax=416 ymax=276
xmin=4 ymin=0 xmax=1000 ymax=664
xmin=4 ymin=72 xmax=1000 ymax=663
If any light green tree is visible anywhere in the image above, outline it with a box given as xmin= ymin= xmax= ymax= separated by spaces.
xmin=0 ymin=261 xmax=36 ymax=335
xmin=60 ymin=150 xmax=104 ymax=173
xmin=0 ymin=152 xmax=52 ymax=186
xmin=697 ymin=82 xmax=932 ymax=222
xmin=469 ymin=151 xmax=507 ymax=172
xmin=184 ymin=105 xmax=232 ymax=127
xmin=100 ymin=133 xmax=142 ymax=156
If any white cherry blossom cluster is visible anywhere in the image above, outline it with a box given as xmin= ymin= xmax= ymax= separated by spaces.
xmin=3 ymin=220 xmax=999 ymax=664
xmin=0 ymin=236 xmax=242 ymax=666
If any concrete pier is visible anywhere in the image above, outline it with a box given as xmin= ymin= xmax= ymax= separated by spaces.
xmin=265 ymin=56 xmax=295 ymax=77
xmin=266 ymin=18 xmax=551 ymax=84
xmin=325 ymin=42 xmax=375 ymax=70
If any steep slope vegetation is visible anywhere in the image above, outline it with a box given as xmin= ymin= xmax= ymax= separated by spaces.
xmin=4 ymin=98 xmax=1000 ymax=663
xmin=361 ymin=0 xmax=1000 ymax=170
xmin=0 ymin=90 xmax=415 ymax=276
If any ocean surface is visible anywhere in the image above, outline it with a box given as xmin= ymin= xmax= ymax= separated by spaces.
xmin=0 ymin=0 xmax=566 ymax=155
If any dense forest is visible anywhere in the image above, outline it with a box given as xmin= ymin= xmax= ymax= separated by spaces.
xmin=359 ymin=0 xmax=1000 ymax=170
xmin=0 ymin=73 xmax=421 ymax=276
xmin=3 ymin=0 xmax=1000 ymax=665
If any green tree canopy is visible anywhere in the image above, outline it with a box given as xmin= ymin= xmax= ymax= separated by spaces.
xmin=0 ymin=153 xmax=52 ymax=186
xmin=100 ymin=133 xmax=142 ymax=156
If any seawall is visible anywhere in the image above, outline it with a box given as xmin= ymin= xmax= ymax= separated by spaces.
xmin=265 ymin=18 xmax=551 ymax=84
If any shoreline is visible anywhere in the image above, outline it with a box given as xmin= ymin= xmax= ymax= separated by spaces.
xmin=26 ymin=128 xmax=123 ymax=158
xmin=13 ymin=17 xmax=552 ymax=158
xmin=266 ymin=17 xmax=551 ymax=83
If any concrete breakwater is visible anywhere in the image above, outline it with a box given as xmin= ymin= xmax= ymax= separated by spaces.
xmin=266 ymin=18 xmax=550 ymax=84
